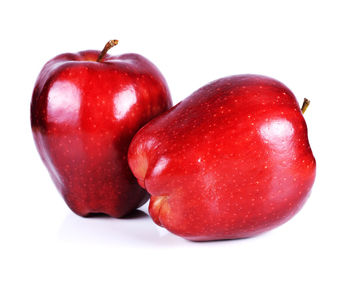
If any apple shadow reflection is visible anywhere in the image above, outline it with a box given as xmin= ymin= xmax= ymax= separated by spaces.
xmin=57 ymin=202 xmax=266 ymax=246
xmin=57 ymin=209 xmax=261 ymax=246
xmin=57 ymin=207 xmax=187 ymax=247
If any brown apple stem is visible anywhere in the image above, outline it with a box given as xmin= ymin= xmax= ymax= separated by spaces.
xmin=97 ymin=40 xmax=119 ymax=62
xmin=301 ymin=98 xmax=310 ymax=114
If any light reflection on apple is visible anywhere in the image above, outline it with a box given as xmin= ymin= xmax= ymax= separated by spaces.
xmin=113 ymin=86 xmax=137 ymax=120
xmin=259 ymin=119 xmax=294 ymax=151
xmin=48 ymin=80 xmax=81 ymax=124
xmin=152 ymin=157 xmax=169 ymax=176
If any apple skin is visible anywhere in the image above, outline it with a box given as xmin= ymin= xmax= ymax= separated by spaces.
xmin=31 ymin=50 xmax=172 ymax=218
xmin=128 ymin=74 xmax=316 ymax=241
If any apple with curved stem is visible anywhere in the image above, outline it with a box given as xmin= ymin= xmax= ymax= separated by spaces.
xmin=31 ymin=40 xmax=172 ymax=218
xmin=128 ymin=74 xmax=316 ymax=241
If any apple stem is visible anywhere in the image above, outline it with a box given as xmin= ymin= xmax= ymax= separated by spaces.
xmin=301 ymin=98 xmax=310 ymax=114
xmin=97 ymin=40 xmax=119 ymax=62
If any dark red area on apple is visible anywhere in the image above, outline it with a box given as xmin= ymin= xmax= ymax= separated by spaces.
xmin=31 ymin=48 xmax=172 ymax=217
xmin=128 ymin=74 xmax=316 ymax=241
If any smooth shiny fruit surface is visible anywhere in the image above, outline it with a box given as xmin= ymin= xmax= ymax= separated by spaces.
xmin=128 ymin=74 xmax=315 ymax=241
xmin=31 ymin=49 xmax=172 ymax=217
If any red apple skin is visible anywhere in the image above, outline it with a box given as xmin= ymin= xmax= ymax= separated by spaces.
xmin=128 ymin=74 xmax=316 ymax=241
xmin=31 ymin=50 xmax=172 ymax=218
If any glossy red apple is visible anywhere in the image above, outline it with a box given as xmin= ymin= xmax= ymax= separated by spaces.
xmin=128 ymin=74 xmax=316 ymax=241
xmin=31 ymin=40 xmax=172 ymax=218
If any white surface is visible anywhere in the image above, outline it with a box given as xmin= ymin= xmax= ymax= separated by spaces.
xmin=1 ymin=0 xmax=349 ymax=284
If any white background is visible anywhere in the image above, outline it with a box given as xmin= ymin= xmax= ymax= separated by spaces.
xmin=1 ymin=0 xmax=349 ymax=284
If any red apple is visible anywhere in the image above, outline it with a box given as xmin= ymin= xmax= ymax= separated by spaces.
xmin=31 ymin=40 xmax=172 ymax=218
xmin=128 ymin=74 xmax=316 ymax=241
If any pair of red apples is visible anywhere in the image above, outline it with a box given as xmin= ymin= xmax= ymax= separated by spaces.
xmin=31 ymin=40 xmax=316 ymax=241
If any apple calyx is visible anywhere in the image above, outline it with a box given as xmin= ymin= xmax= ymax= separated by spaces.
xmin=149 ymin=196 xmax=169 ymax=226
xmin=97 ymin=39 xmax=119 ymax=62
xmin=301 ymin=98 xmax=310 ymax=114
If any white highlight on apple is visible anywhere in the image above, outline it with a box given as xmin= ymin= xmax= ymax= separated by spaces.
xmin=152 ymin=157 xmax=169 ymax=176
xmin=48 ymin=80 xmax=81 ymax=123
xmin=259 ymin=119 xmax=294 ymax=151
xmin=113 ymin=86 xmax=137 ymax=120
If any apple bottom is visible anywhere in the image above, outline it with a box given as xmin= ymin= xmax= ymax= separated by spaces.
xmin=36 ymin=135 xmax=150 ymax=218
xmin=61 ymin=184 xmax=149 ymax=218
xmin=31 ymin=126 xmax=151 ymax=218
xmin=147 ymin=181 xmax=313 ymax=242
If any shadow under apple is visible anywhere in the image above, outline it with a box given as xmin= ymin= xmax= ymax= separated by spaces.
xmin=57 ymin=203 xmax=274 ymax=246
xmin=57 ymin=205 xmax=186 ymax=247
